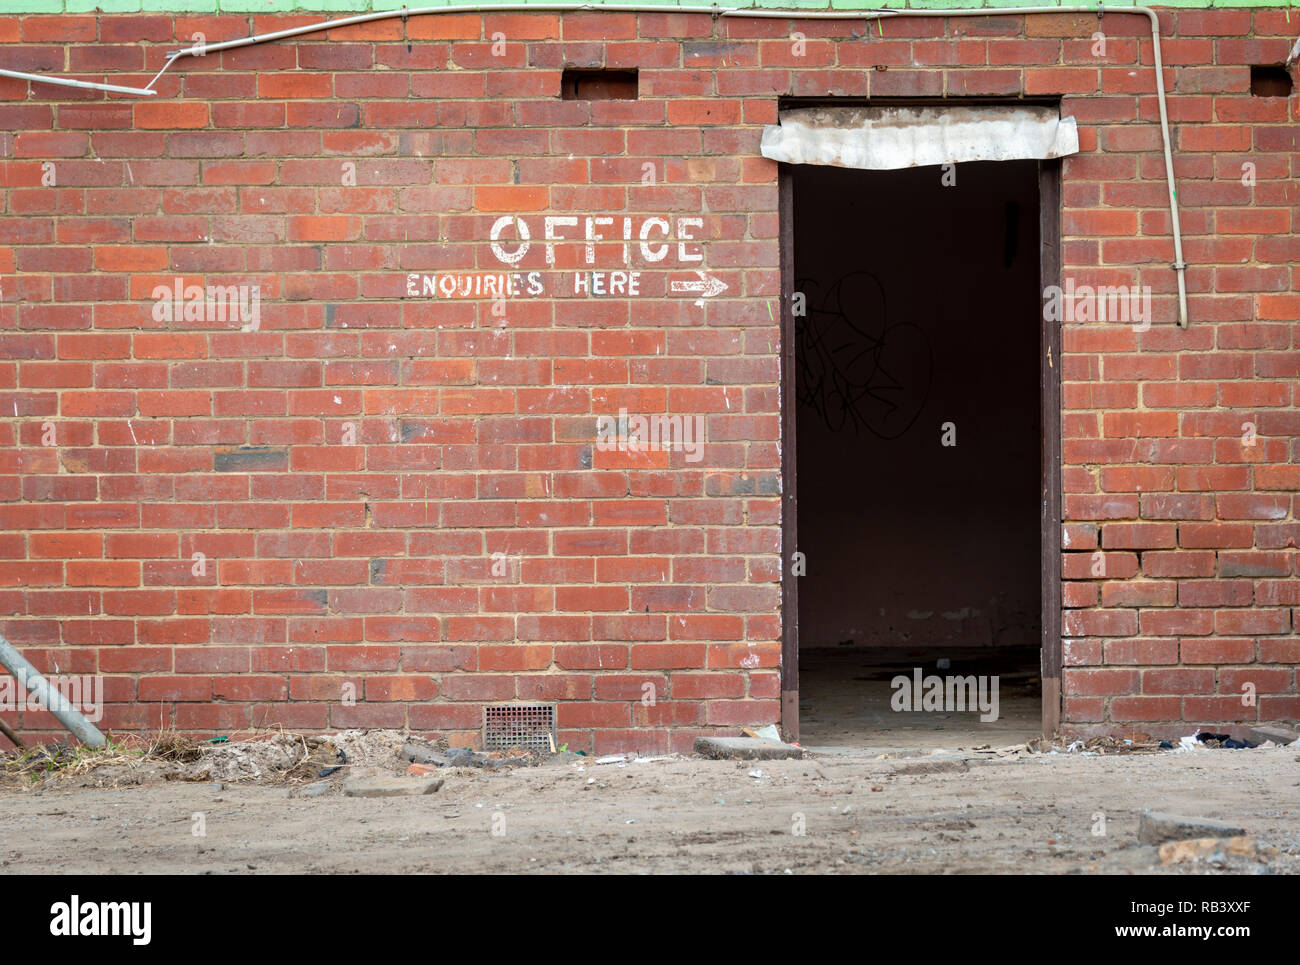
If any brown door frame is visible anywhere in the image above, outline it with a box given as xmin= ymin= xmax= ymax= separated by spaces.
xmin=776 ymin=157 xmax=1065 ymax=742
xmin=1039 ymin=157 xmax=1064 ymax=739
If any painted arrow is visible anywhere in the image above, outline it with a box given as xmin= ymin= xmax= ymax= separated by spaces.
xmin=670 ymin=270 xmax=728 ymax=307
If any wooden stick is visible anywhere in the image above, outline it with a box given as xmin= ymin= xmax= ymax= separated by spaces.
xmin=0 ymin=715 xmax=24 ymax=750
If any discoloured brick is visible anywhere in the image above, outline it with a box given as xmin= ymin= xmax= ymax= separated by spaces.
xmin=213 ymin=446 xmax=289 ymax=473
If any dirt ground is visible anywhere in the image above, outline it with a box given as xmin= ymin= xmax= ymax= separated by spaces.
xmin=1 ymin=731 xmax=1297 ymax=874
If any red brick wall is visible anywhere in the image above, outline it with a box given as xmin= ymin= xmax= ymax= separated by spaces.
xmin=0 ymin=8 xmax=1295 ymax=750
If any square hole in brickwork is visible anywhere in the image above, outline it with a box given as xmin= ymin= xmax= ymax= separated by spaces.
xmin=1250 ymin=65 xmax=1293 ymax=97
xmin=561 ymin=68 xmax=638 ymax=100
xmin=483 ymin=703 xmax=556 ymax=751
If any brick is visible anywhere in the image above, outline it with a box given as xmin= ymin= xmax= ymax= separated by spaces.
xmin=1184 ymin=696 xmax=1254 ymax=722
xmin=134 ymin=103 xmax=209 ymax=130
xmin=1102 ymin=524 xmax=1177 ymax=550
xmin=1103 ymin=638 xmax=1179 ymax=666
xmin=1110 ymin=696 xmax=1181 ymax=723
xmin=1142 ymin=668 xmax=1214 ymax=695
xmin=1181 ymin=638 xmax=1256 ymax=665
xmin=1063 ymin=610 xmax=1138 ymax=637
xmin=1065 ymin=668 xmax=1139 ymax=696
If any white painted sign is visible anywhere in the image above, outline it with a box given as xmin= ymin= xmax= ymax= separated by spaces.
xmin=487 ymin=215 xmax=705 ymax=266
xmin=402 ymin=213 xmax=728 ymax=303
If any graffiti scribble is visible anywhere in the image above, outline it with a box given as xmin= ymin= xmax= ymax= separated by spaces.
xmin=795 ymin=270 xmax=932 ymax=439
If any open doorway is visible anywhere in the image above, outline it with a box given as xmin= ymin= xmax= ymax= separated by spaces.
xmin=780 ymin=157 xmax=1059 ymax=751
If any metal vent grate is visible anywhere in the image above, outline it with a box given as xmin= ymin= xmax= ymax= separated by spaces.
xmin=483 ymin=704 xmax=556 ymax=752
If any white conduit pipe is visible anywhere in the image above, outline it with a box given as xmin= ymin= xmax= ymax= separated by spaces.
xmin=0 ymin=3 xmax=1188 ymax=326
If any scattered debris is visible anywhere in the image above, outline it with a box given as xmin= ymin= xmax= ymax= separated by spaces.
xmin=891 ymin=759 xmax=969 ymax=776
xmin=992 ymin=744 xmax=1029 ymax=758
xmin=161 ymin=769 xmax=212 ymax=784
xmin=595 ymin=753 xmax=672 ymax=766
xmin=1196 ymin=732 xmax=1254 ymax=749
xmin=1 ymin=738 xmax=136 ymax=783
xmin=148 ymin=733 xmax=203 ymax=763
xmin=1159 ymin=836 xmax=1257 ymax=866
xmin=1091 ymin=736 xmax=1165 ymax=754
xmin=401 ymin=742 xmax=447 ymax=765
xmin=401 ymin=740 xmax=548 ymax=770
xmin=1013 ymin=735 xmax=1167 ymax=757
xmin=189 ymin=733 xmax=322 ymax=783
xmin=1138 ymin=811 xmax=1248 ymax=845
xmin=2 ymin=728 xmax=537 ymax=789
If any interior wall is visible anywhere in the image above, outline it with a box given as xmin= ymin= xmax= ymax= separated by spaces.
xmin=794 ymin=160 xmax=1042 ymax=651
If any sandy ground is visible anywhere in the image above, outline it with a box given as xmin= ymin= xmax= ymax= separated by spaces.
xmin=2 ymin=738 xmax=1297 ymax=874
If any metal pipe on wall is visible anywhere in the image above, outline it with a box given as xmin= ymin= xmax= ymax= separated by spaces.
xmin=0 ymin=635 xmax=107 ymax=749
xmin=0 ymin=3 xmax=1188 ymax=324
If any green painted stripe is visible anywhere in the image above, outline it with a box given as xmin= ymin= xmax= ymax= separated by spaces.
xmin=65 ymin=0 xmax=143 ymax=12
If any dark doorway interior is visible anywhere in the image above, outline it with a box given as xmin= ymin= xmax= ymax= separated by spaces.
xmin=791 ymin=160 xmax=1044 ymax=750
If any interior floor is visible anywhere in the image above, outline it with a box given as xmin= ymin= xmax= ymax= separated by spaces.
xmin=798 ymin=647 xmax=1041 ymax=752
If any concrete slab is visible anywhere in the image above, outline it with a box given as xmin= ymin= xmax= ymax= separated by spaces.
xmin=1138 ymin=810 xmax=1247 ymax=845
xmin=342 ymin=774 xmax=444 ymax=798
xmin=1249 ymin=725 xmax=1298 ymax=746
xmin=694 ymin=737 xmax=804 ymax=761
